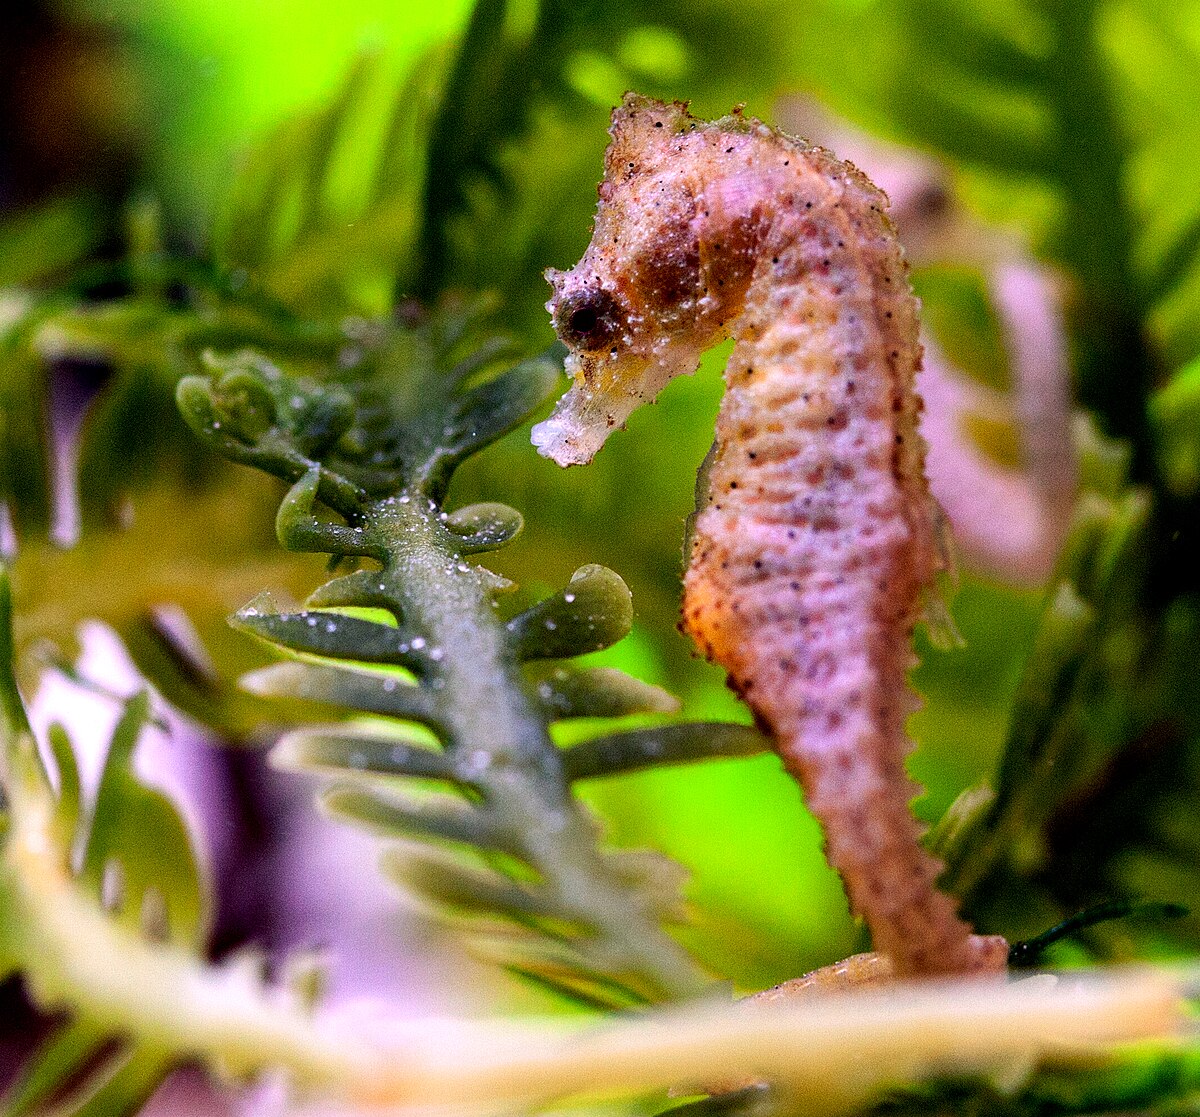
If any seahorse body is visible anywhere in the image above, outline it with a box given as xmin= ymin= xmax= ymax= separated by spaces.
xmin=533 ymin=95 xmax=1006 ymax=977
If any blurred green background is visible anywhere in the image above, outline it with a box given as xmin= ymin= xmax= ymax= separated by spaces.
xmin=4 ymin=0 xmax=1200 ymax=996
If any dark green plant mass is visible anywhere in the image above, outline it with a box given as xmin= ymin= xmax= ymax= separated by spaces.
xmin=3 ymin=0 xmax=1200 ymax=1114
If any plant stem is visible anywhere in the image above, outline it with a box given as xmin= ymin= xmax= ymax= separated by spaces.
xmin=367 ymin=489 xmax=709 ymax=1001
xmin=4 ymin=782 xmax=1189 ymax=1117
xmin=1 ymin=685 xmax=1191 ymax=1115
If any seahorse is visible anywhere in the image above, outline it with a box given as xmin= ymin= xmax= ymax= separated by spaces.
xmin=533 ymin=94 xmax=1007 ymax=979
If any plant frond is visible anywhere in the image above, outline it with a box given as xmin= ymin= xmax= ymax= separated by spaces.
xmin=0 ymin=569 xmax=209 ymax=1114
xmin=178 ymin=299 xmax=775 ymax=1005
xmin=940 ymin=417 xmax=1200 ymax=957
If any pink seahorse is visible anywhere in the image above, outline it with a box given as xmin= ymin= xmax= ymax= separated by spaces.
xmin=533 ymin=95 xmax=1006 ymax=978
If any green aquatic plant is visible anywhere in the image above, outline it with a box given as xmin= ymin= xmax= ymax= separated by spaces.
xmin=0 ymin=573 xmax=212 ymax=1116
xmin=3 ymin=0 xmax=1200 ymax=1113
xmin=176 ymin=302 xmax=768 ymax=1006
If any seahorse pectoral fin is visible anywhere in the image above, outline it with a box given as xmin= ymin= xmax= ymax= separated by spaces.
xmin=682 ymin=438 xmax=719 ymax=561
xmin=922 ymin=593 xmax=963 ymax=651
xmin=920 ymin=500 xmax=964 ymax=650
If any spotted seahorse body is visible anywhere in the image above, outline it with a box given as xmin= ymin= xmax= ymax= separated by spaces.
xmin=534 ymin=95 xmax=1006 ymax=978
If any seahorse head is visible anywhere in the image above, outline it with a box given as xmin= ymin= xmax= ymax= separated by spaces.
xmin=533 ymin=95 xmax=762 ymax=466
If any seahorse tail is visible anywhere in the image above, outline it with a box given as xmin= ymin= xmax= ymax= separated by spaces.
xmin=773 ymin=717 xmax=1005 ymax=977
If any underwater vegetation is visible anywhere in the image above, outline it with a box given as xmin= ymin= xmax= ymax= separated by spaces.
xmin=2 ymin=0 xmax=1200 ymax=1113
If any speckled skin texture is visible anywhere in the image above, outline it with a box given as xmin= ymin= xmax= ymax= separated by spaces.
xmin=535 ymin=95 xmax=1006 ymax=978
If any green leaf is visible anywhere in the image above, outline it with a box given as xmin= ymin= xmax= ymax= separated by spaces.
xmin=305 ymin=570 xmax=398 ymax=611
xmin=889 ymin=70 xmax=1051 ymax=178
xmin=275 ymin=468 xmax=379 ymax=557
xmin=242 ymin=661 xmax=439 ymax=725
xmin=214 ymin=52 xmax=380 ymax=272
xmin=1144 ymin=206 xmax=1200 ymax=307
xmin=178 ymin=354 xmax=364 ymax=516
xmin=74 ymin=358 xmax=198 ymax=526
xmin=0 ymin=303 xmax=53 ymax=538
xmin=47 ymin=722 xmax=82 ymax=842
xmin=0 ymin=566 xmax=31 ymax=740
xmin=416 ymin=0 xmax=517 ymax=297
xmin=471 ymin=933 xmax=651 ymax=1010
xmin=422 ymin=348 xmax=563 ymax=492
xmin=382 ymin=846 xmax=559 ymax=920
xmin=911 ymin=267 xmax=1012 ymax=394
xmin=211 ymin=48 xmax=426 ymax=310
xmin=80 ymin=691 xmax=208 ymax=948
xmin=1150 ymin=357 xmax=1200 ymax=498
xmin=563 ymin=722 xmax=771 ymax=782
xmin=233 ymin=602 xmax=429 ymax=673
xmin=507 ymin=565 xmax=634 ymax=661
xmin=656 ymin=1086 xmax=774 ymax=1117
xmin=996 ymin=580 xmax=1096 ymax=801
xmin=0 ymin=195 xmax=106 ymax=286
xmin=444 ymin=502 xmax=524 ymax=553
xmin=321 ymin=784 xmax=514 ymax=852
xmin=69 ymin=1047 xmax=174 ymax=1117
xmin=1 ymin=1018 xmax=111 ymax=1117
xmin=529 ymin=665 xmax=679 ymax=720
xmin=272 ymin=729 xmax=451 ymax=781
xmin=905 ymin=0 xmax=1048 ymax=89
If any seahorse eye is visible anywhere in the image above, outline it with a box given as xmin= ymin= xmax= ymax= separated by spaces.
xmin=569 ymin=304 xmax=599 ymax=333
xmin=555 ymin=290 xmax=623 ymax=350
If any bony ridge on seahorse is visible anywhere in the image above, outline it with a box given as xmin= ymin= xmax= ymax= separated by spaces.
xmin=533 ymin=93 xmax=1008 ymax=980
